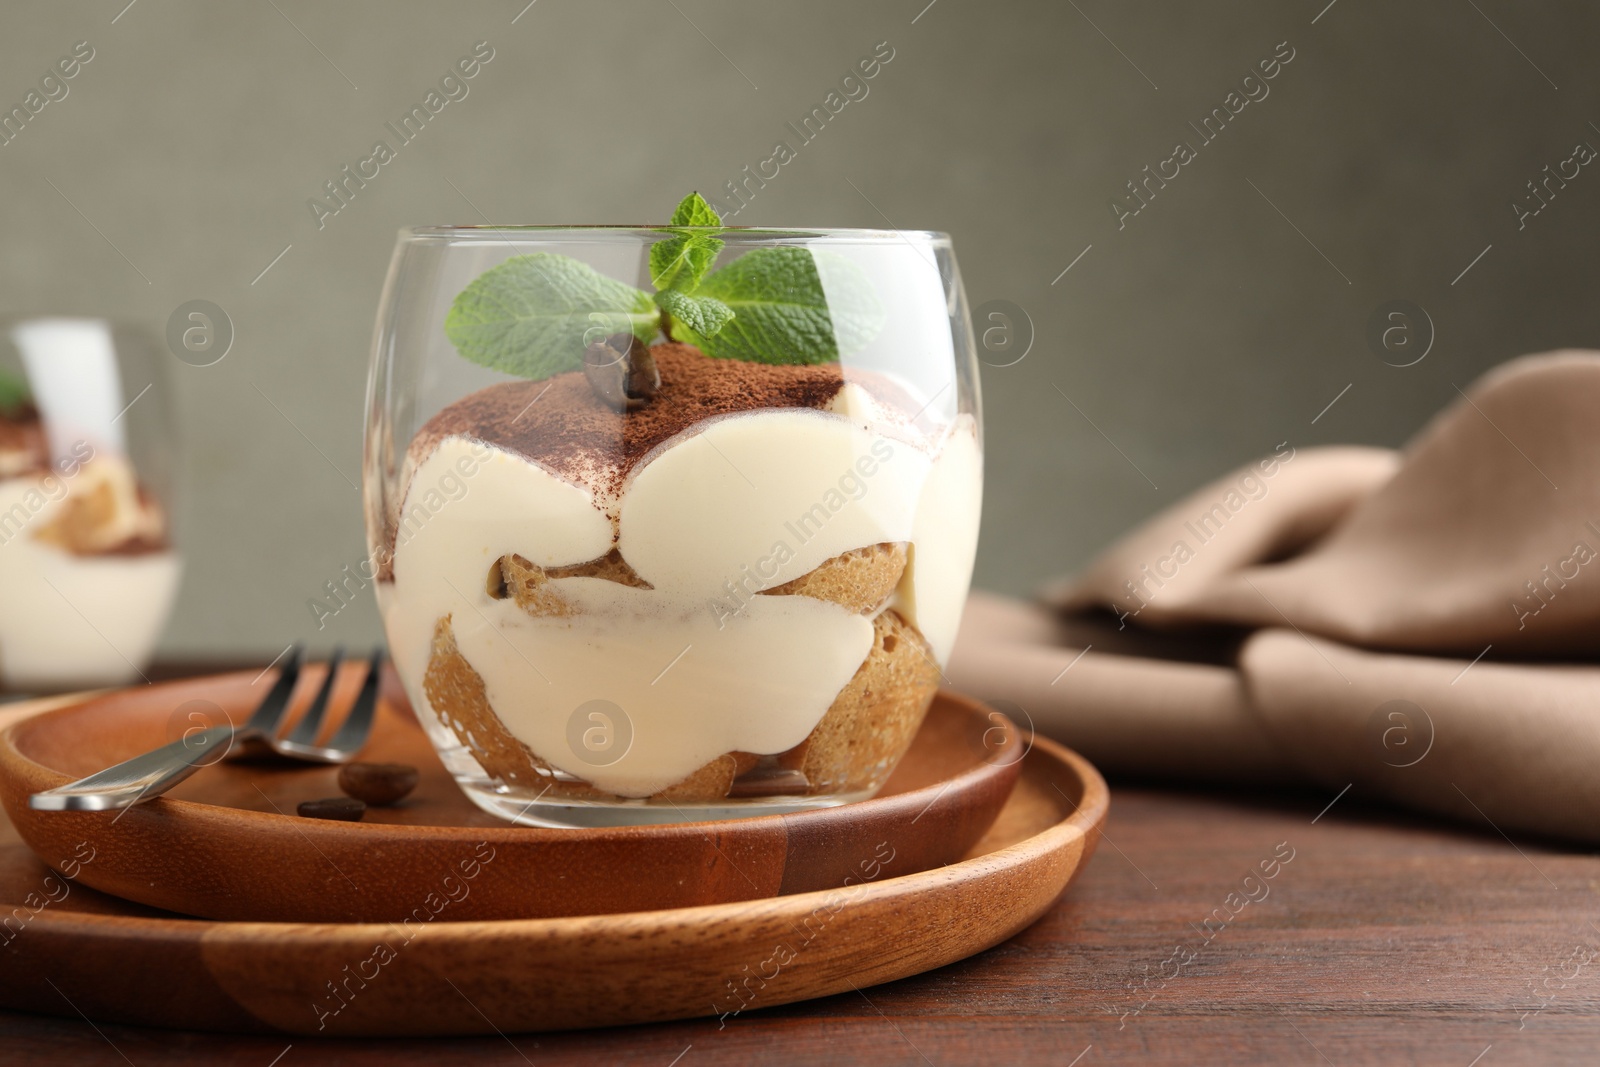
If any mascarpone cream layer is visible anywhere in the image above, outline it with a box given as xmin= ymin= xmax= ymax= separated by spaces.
xmin=381 ymin=402 xmax=981 ymax=797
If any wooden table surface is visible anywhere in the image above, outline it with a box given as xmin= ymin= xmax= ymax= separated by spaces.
xmin=3 ymin=775 xmax=1596 ymax=1066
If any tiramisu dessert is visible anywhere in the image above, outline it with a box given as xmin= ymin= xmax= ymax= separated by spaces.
xmin=370 ymin=195 xmax=980 ymax=818
xmin=0 ymin=320 xmax=180 ymax=690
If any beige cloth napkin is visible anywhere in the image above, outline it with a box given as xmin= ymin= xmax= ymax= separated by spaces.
xmin=948 ymin=350 xmax=1600 ymax=842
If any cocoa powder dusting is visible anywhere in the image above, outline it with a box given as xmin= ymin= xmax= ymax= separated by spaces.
xmin=409 ymin=344 xmax=847 ymax=496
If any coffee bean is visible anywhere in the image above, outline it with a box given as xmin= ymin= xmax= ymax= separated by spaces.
xmin=583 ymin=333 xmax=660 ymax=411
xmin=337 ymin=762 xmax=419 ymax=806
xmin=625 ymin=343 xmax=661 ymax=404
xmin=297 ymin=797 xmax=366 ymax=821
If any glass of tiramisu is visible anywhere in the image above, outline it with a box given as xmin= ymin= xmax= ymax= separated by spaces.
xmin=0 ymin=319 xmax=181 ymax=691
xmin=363 ymin=195 xmax=982 ymax=826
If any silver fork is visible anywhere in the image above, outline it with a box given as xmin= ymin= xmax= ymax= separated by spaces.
xmin=29 ymin=646 xmax=385 ymax=812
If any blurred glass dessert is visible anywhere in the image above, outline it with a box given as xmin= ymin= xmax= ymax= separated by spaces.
xmin=0 ymin=319 xmax=181 ymax=690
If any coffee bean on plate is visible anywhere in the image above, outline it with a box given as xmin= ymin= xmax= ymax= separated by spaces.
xmin=298 ymin=797 xmax=367 ymax=822
xmin=337 ymin=761 xmax=419 ymax=806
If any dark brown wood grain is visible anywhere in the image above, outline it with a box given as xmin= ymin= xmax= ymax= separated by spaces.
xmin=3 ymin=676 xmax=1598 ymax=1062
xmin=2 ymin=785 xmax=1595 ymax=1064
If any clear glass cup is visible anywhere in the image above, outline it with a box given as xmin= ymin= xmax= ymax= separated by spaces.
xmin=0 ymin=318 xmax=182 ymax=692
xmin=363 ymin=226 xmax=982 ymax=826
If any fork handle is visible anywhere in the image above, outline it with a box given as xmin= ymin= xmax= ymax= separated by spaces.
xmin=28 ymin=724 xmax=238 ymax=812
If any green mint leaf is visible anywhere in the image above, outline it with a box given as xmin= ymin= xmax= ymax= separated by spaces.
xmin=656 ymin=289 xmax=735 ymax=341
xmin=650 ymin=233 xmax=723 ymax=293
xmin=444 ymin=252 xmax=658 ymax=379
xmin=0 ymin=368 xmax=29 ymax=415
xmin=650 ymin=194 xmax=725 ymax=293
xmin=670 ymin=191 xmax=721 ymax=228
xmin=686 ymin=247 xmax=883 ymax=365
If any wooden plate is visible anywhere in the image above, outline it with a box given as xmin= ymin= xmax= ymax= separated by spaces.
xmin=0 ymin=668 xmax=1023 ymax=923
xmin=0 ymin=702 xmax=1105 ymax=1036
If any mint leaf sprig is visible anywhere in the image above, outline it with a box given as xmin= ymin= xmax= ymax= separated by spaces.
xmin=649 ymin=191 xmax=723 ymax=294
xmin=649 ymin=192 xmax=736 ymax=346
xmin=442 ymin=191 xmax=884 ymax=379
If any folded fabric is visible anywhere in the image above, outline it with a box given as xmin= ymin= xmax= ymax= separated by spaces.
xmin=948 ymin=351 xmax=1600 ymax=843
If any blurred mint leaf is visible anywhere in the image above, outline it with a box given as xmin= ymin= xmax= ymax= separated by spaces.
xmin=0 ymin=369 xmax=29 ymax=415
xmin=656 ymin=288 xmax=735 ymax=341
xmin=444 ymin=253 xmax=658 ymax=379
xmin=686 ymin=247 xmax=882 ymax=365
xmin=650 ymin=191 xmax=725 ymax=293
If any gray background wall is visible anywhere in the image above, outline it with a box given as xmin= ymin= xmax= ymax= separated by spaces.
xmin=2 ymin=0 xmax=1595 ymax=658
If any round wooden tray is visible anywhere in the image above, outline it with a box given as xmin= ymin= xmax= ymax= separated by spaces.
xmin=0 ymin=690 xmax=1106 ymax=1036
xmin=0 ymin=668 xmax=1024 ymax=923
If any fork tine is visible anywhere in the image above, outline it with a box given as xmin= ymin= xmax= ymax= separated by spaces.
xmin=245 ymin=644 xmax=306 ymax=733
xmin=281 ymin=647 xmax=345 ymax=746
xmin=321 ymin=647 xmax=384 ymax=757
